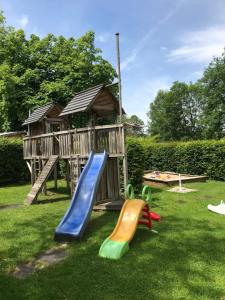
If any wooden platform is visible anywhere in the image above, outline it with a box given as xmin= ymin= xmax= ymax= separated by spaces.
xmin=143 ymin=171 xmax=207 ymax=187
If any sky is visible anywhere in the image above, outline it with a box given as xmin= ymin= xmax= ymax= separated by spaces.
xmin=1 ymin=0 xmax=225 ymax=124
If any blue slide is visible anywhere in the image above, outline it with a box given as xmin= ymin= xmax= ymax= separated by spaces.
xmin=54 ymin=151 xmax=108 ymax=242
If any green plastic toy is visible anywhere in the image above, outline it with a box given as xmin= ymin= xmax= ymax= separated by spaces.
xmin=125 ymin=184 xmax=135 ymax=199
xmin=141 ymin=185 xmax=152 ymax=204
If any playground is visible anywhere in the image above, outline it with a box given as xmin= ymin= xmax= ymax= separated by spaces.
xmin=0 ymin=82 xmax=225 ymax=299
xmin=1 ymin=4 xmax=225 ymax=298
xmin=0 ymin=180 xmax=225 ymax=299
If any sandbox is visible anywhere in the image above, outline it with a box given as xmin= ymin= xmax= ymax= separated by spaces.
xmin=143 ymin=171 xmax=207 ymax=187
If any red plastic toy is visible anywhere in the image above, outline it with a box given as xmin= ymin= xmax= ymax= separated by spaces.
xmin=138 ymin=204 xmax=161 ymax=230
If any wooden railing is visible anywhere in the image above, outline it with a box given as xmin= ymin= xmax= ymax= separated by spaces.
xmin=23 ymin=124 xmax=125 ymax=159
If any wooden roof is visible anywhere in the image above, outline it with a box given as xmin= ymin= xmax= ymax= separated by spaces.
xmin=60 ymin=84 xmax=124 ymax=117
xmin=23 ymin=103 xmax=61 ymax=125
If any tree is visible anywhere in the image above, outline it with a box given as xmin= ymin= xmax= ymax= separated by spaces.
xmin=0 ymin=11 xmax=116 ymax=131
xmin=147 ymin=82 xmax=203 ymax=141
xmin=200 ymin=50 xmax=225 ymax=139
xmin=122 ymin=114 xmax=145 ymax=136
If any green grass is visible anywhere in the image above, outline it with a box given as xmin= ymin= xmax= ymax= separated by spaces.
xmin=0 ymin=180 xmax=225 ymax=299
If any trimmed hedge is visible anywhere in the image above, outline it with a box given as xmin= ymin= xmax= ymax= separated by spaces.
xmin=126 ymin=138 xmax=145 ymax=192
xmin=126 ymin=138 xmax=225 ymax=190
xmin=0 ymin=138 xmax=29 ymax=184
xmin=144 ymin=140 xmax=225 ymax=180
xmin=1 ymin=136 xmax=225 ymax=189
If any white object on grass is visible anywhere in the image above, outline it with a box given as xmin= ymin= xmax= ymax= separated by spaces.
xmin=179 ymin=174 xmax=182 ymax=191
xmin=151 ymin=229 xmax=158 ymax=234
xmin=208 ymin=201 xmax=225 ymax=215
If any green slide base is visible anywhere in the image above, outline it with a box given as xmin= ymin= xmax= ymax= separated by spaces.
xmin=99 ymin=238 xmax=129 ymax=260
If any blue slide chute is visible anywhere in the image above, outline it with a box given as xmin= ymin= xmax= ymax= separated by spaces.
xmin=54 ymin=151 xmax=107 ymax=241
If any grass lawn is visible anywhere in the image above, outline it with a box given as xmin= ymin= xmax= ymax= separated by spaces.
xmin=0 ymin=179 xmax=225 ymax=299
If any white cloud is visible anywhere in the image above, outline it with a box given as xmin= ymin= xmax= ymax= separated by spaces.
xmin=168 ymin=27 xmax=225 ymax=64
xmin=160 ymin=46 xmax=168 ymax=51
xmin=191 ymin=70 xmax=203 ymax=80
xmin=121 ymin=0 xmax=185 ymax=71
xmin=124 ymin=77 xmax=171 ymax=124
xmin=184 ymin=70 xmax=204 ymax=82
xmin=18 ymin=15 xmax=29 ymax=29
xmin=141 ymin=78 xmax=171 ymax=99
xmin=96 ymin=33 xmax=109 ymax=43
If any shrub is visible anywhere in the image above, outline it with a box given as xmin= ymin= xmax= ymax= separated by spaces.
xmin=126 ymin=137 xmax=225 ymax=191
xmin=126 ymin=137 xmax=145 ymax=191
xmin=138 ymin=138 xmax=225 ymax=180
xmin=0 ymin=138 xmax=29 ymax=184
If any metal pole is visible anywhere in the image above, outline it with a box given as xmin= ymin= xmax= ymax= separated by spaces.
xmin=116 ymin=33 xmax=122 ymax=123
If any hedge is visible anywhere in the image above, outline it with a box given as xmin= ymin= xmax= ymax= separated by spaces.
xmin=126 ymin=138 xmax=146 ymax=192
xmin=126 ymin=138 xmax=225 ymax=190
xmin=1 ymin=136 xmax=225 ymax=189
xmin=0 ymin=138 xmax=29 ymax=184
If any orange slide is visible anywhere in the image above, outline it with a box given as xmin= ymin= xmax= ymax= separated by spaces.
xmin=99 ymin=199 xmax=147 ymax=259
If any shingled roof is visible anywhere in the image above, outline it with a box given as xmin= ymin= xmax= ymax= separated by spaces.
xmin=60 ymin=84 xmax=124 ymax=116
xmin=23 ymin=103 xmax=55 ymax=125
xmin=59 ymin=84 xmax=104 ymax=117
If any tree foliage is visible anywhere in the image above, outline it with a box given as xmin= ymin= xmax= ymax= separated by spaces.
xmin=0 ymin=12 xmax=116 ymax=131
xmin=200 ymin=51 xmax=225 ymax=139
xmin=123 ymin=114 xmax=145 ymax=136
xmin=148 ymin=82 xmax=203 ymax=141
xmin=148 ymin=47 xmax=225 ymax=141
xmin=0 ymin=138 xmax=29 ymax=183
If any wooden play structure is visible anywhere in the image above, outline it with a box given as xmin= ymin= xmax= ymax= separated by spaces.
xmin=23 ymin=84 xmax=128 ymax=204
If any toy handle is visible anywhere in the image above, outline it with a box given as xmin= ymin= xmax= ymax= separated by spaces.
xmin=125 ymin=184 xmax=135 ymax=199
xmin=142 ymin=185 xmax=151 ymax=204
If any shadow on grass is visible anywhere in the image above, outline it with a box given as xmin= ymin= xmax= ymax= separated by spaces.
xmin=0 ymin=208 xmax=224 ymax=299
xmin=0 ymin=194 xmax=225 ymax=300
xmin=36 ymin=197 xmax=69 ymax=205
xmin=150 ymin=186 xmax=164 ymax=194
xmin=47 ymin=186 xmax=69 ymax=196
xmin=0 ymin=204 xmax=23 ymax=210
xmin=0 ymin=182 xmax=30 ymax=188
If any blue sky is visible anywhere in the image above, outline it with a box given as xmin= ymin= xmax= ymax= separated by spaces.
xmin=1 ymin=0 xmax=225 ymax=124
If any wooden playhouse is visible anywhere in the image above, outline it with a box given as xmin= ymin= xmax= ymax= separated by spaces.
xmin=23 ymin=84 xmax=127 ymax=205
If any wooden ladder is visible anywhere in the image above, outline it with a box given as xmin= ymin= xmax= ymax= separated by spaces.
xmin=25 ymin=155 xmax=59 ymax=205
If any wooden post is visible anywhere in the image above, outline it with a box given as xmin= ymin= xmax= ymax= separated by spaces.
xmin=69 ymin=158 xmax=74 ymax=196
xmin=93 ymin=127 xmax=96 ymax=152
xmin=34 ymin=159 xmax=38 ymax=182
xmin=77 ymin=155 xmax=80 ymax=179
xmin=117 ymin=157 xmax=121 ymax=200
xmin=38 ymin=157 xmax=41 ymax=176
xmin=88 ymin=128 xmax=92 ymax=152
xmin=31 ymin=159 xmax=35 ymax=186
xmin=54 ymin=164 xmax=57 ymax=190
xmin=66 ymin=160 xmax=70 ymax=194
xmin=69 ymin=132 xmax=72 ymax=155
xmin=121 ymin=126 xmax=128 ymax=193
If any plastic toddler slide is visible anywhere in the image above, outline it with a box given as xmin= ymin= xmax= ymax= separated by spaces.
xmin=99 ymin=199 xmax=146 ymax=259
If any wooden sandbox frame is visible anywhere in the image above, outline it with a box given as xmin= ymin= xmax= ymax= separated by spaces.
xmin=143 ymin=171 xmax=207 ymax=187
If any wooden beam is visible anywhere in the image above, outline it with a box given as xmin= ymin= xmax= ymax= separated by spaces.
xmin=26 ymin=161 xmax=31 ymax=173
xmin=66 ymin=160 xmax=70 ymax=193
xmin=54 ymin=164 xmax=57 ymax=189
xmin=31 ymin=159 xmax=35 ymax=186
